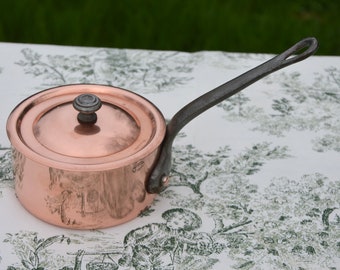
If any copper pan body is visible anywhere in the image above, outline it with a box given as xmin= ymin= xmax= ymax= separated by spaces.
xmin=6 ymin=84 xmax=166 ymax=229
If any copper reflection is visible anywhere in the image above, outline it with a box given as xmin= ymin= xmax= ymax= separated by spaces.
xmin=6 ymin=84 xmax=166 ymax=229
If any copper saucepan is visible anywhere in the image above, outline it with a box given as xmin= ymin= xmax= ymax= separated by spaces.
xmin=6 ymin=38 xmax=318 ymax=229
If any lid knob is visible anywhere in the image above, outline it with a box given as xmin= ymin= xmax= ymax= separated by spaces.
xmin=73 ymin=94 xmax=102 ymax=124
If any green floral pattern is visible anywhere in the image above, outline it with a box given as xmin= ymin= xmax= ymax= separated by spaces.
xmin=218 ymin=68 xmax=340 ymax=152
xmin=0 ymin=43 xmax=339 ymax=269
xmin=16 ymin=48 xmax=200 ymax=93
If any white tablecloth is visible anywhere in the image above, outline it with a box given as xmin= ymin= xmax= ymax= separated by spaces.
xmin=0 ymin=42 xmax=339 ymax=269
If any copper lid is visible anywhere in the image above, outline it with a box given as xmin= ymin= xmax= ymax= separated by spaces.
xmin=7 ymin=84 xmax=166 ymax=171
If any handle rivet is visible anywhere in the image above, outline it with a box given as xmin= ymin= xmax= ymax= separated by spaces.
xmin=162 ymin=175 xmax=169 ymax=185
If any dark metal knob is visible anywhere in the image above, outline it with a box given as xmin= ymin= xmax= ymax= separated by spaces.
xmin=73 ymin=94 xmax=102 ymax=124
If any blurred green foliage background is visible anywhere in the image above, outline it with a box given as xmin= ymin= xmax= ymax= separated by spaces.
xmin=0 ymin=0 xmax=339 ymax=55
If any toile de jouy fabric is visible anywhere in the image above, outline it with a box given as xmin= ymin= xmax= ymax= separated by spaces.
xmin=0 ymin=42 xmax=339 ymax=270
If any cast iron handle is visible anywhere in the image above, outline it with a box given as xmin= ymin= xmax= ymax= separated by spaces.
xmin=147 ymin=37 xmax=319 ymax=194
